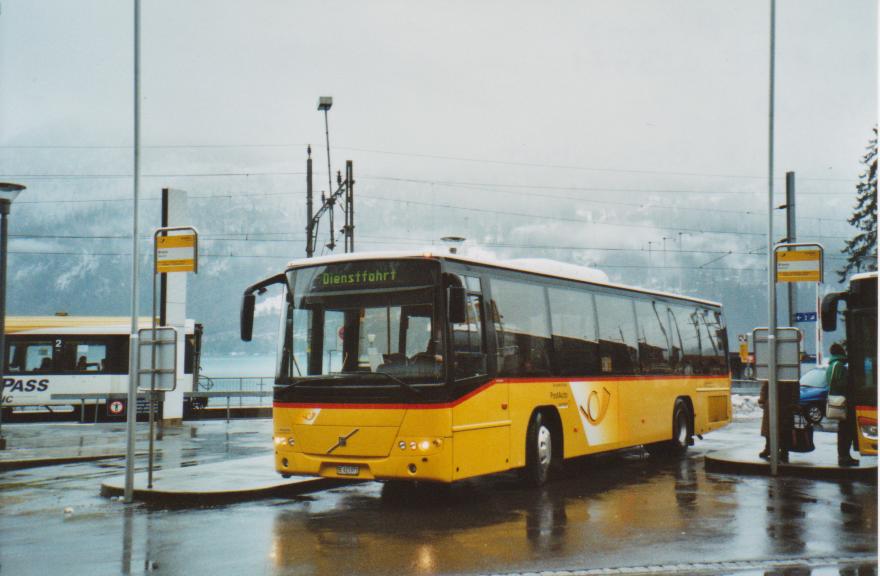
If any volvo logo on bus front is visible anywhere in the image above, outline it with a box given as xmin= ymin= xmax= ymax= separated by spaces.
xmin=327 ymin=428 xmax=360 ymax=454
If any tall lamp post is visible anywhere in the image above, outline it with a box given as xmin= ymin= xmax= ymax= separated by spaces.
xmin=317 ymin=96 xmax=334 ymax=202
xmin=0 ymin=182 xmax=25 ymax=450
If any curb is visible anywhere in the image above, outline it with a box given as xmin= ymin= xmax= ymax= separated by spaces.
xmin=0 ymin=452 xmax=129 ymax=472
xmin=705 ymin=450 xmax=877 ymax=482
xmin=99 ymin=477 xmax=341 ymax=506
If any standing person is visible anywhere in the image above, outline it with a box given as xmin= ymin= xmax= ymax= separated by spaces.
xmin=758 ymin=379 xmax=794 ymax=462
xmin=828 ymin=343 xmax=859 ymax=467
xmin=759 ymin=380 xmax=770 ymax=459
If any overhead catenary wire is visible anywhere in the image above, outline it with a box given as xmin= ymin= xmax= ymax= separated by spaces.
xmin=0 ymin=142 xmax=859 ymax=183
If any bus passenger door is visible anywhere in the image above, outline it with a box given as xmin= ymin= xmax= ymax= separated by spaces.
xmin=449 ymin=280 xmax=508 ymax=479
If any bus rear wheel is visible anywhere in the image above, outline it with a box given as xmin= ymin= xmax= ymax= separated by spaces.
xmin=523 ymin=411 xmax=555 ymax=487
xmin=647 ymin=400 xmax=691 ymax=457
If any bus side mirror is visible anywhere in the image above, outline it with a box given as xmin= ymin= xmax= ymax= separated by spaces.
xmin=821 ymin=292 xmax=844 ymax=332
xmin=448 ymin=286 xmax=467 ymax=324
xmin=241 ymin=293 xmax=256 ymax=341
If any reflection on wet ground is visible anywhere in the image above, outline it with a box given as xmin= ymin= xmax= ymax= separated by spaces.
xmin=0 ymin=420 xmax=876 ymax=576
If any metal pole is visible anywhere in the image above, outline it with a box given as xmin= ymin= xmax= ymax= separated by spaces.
xmin=786 ymin=172 xmax=796 ymax=327
xmin=148 ymin=263 xmax=157 ymax=489
xmin=323 ymin=109 xmax=333 ymax=208
xmin=160 ymin=189 xmax=169 ymax=326
xmin=124 ymin=0 xmax=142 ymax=503
xmin=0 ymin=203 xmax=9 ymax=450
xmin=306 ymin=147 xmax=314 ymax=258
xmin=767 ymin=0 xmax=779 ymax=476
xmin=816 ymin=283 xmax=823 ymax=365
xmin=346 ymin=160 xmax=354 ymax=253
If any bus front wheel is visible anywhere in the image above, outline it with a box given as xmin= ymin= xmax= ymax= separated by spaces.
xmin=523 ymin=411 xmax=554 ymax=486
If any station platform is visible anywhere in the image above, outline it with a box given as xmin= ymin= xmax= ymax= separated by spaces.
xmin=705 ymin=428 xmax=877 ymax=482
xmin=99 ymin=455 xmax=337 ymax=505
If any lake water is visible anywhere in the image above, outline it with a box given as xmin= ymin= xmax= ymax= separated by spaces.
xmin=200 ymin=355 xmax=275 ymax=378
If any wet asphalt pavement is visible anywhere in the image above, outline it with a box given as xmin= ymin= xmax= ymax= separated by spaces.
xmin=0 ymin=416 xmax=876 ymax=576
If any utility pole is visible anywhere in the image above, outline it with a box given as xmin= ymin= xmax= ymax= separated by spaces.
xmin=306 ymin=147 xmax=314 ymax=258
xmin=304 ymin=97 xmax=355 ymax=258
xmin=304 ymin=152 xmax=354 ymax=257
xmin=767 ymin=0 xmax=779 ymax=476
xmin=344 ymin=160 xmax=354 ymax=252
xmin=784 ymin=172 xmax=796 ymax=327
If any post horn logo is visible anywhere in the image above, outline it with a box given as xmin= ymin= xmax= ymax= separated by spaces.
xmin=579 ymin=387 xmax=612 ymax=426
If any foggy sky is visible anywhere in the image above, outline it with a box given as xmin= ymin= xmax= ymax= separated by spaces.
xmin=0 ymin=0 xmax=876 ymax=353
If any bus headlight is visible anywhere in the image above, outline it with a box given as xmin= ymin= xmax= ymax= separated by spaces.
xmin=858 ymin=417 xmax=878 ymax=440
xmin=274 ymin=436 xmax=295 ymax=447
xmin=398 ymin=438 xmax=442 ymax=452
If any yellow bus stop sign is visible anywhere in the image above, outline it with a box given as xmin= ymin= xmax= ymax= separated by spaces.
xmin=156 ymin=234 xmax=197 ymax=273
xmin=776 ymin=249 xmax=822 ymax=283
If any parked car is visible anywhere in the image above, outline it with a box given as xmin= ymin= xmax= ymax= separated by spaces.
xmin=799 ymin=366 xmax=828 ymax=424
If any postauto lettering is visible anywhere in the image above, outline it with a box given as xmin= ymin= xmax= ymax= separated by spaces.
xmin=321 ymin=269 xmax=398 ymax=287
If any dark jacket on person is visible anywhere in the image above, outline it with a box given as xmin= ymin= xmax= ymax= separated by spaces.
xmin=827 ymin=353 xmax=848 ymax=396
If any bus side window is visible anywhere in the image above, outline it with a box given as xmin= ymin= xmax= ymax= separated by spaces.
xmin=6 ymin=342 xmax=22 ymax=372
xmin=548 ymin=287 xmax=599 ymax=376
xmin=668 ymin=305 xmax=701 ymax=374
xmin=452 ymin=292 xmax=487 ymax=379
xmin=491 ymin=278 xmax=552 ymax=377
xmin=23 ymin=342 xmax=54 ymax=372
xmin=185 ymin=337 xmax=194 ymax=375
xmin=699 ymin=309 xmax=726 ymax=375
xmin=595 ymin=294 xmax=638 ymax=375
xmin=634 ymin=300 xmax=672 ymax=375
xmin=59 ymin=341 xmax=108 ymax=373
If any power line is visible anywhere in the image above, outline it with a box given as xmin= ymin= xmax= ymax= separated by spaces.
xmin=359 ymin=174 xmax=856 ymax=196
xmin=5 ymin=248 xmax=778 ymax=272
xmin=6 ymin=232 xmax=849 ymax=261
xmin=0 ymin=171 xmax=305 ymax=180
xmin=1 ymin=142 xmax=858 ymax=183
xmin=357 ymin=193 xmax=852 ymax=239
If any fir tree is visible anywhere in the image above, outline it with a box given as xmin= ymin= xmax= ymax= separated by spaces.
xmin=839 ymin=127 xmax=878 ymax=281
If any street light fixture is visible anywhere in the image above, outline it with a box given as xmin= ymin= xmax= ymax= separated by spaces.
xmin=317 ymin=96 xmax=334 ymax=204
xmin=0 ymin=182 xmax=25 ymax=450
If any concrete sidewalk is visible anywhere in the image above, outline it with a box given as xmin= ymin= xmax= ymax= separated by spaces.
xmin=99 ymin=454 xmax=336 ymax=505
xmin=705 ymin=426 xmax=877 ymax=482
xmin=0 ymin=422 xmax=136 ymax=471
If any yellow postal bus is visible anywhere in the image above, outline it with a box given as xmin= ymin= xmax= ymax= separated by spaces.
xmin=241 ymin=252 xmax=731 ymax=485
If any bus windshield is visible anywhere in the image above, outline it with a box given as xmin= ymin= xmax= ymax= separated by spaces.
xmin=278 ymin=260 xmax=444 ymax=384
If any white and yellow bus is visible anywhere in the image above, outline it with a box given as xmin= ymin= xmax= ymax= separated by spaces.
xmin=1 ymin=316 xmax=203 ymax=420
xmin=241 ymin=252 xmax=731 ymax=485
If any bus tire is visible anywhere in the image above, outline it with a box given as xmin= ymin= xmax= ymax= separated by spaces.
xmin=523 ymin=410 xmax=554 ymax=487
xmin=647 ymin=399 xmax=691 ymax=457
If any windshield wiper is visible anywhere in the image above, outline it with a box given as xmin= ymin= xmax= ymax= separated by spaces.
xmin=368 ymin=371 xmax=421 ymax=396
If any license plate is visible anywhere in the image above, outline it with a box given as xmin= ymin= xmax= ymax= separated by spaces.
xmin=336 ymin=465 xmax=360 ymax=476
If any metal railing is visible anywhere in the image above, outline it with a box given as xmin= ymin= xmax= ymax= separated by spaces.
xmin=731 ymin=379 xmax=761 ymax=395
xmin=197 ymin=377 xmax=274 ymax=407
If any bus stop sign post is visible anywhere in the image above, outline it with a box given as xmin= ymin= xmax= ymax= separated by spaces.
xmin=775 ymin=243 xmax=824 ymax=369
xmin=137 ymin=326 xmax=177 ymax=489
xmin=761 ymin=242 xmax=822 ymax=475
xmin=145 ymin=226 xmax=197 ymax=489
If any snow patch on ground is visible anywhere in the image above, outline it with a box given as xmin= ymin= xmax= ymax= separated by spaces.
xmin=732 ymin=394 xmax=762 ymax=419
